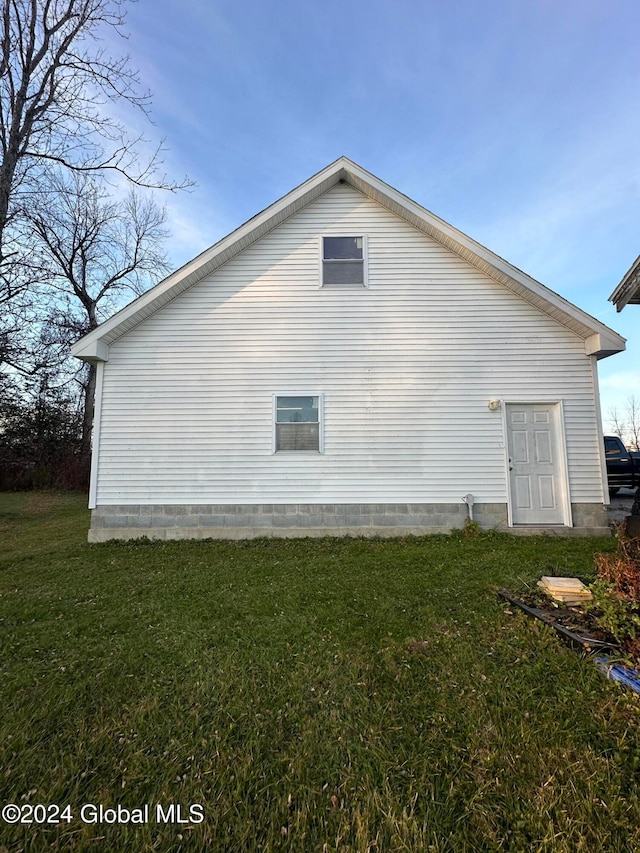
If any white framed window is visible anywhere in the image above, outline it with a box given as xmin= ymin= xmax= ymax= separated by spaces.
xmin=273 ymin=394 xmax=323 ymax=453
xmin=320 ymin=236 xmax=368 ymax=287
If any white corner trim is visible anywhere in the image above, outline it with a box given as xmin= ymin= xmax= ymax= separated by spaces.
xmin=88 ymin=361 xmax=105 ymax=509
xmin=555 ymin=400 xmax=573 ymax=527
xmin=591 ymin=356 xmax=609 ymax=505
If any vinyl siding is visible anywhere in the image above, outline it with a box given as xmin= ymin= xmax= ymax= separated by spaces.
xmin=96 ymin=184 xmax=603 ymax=505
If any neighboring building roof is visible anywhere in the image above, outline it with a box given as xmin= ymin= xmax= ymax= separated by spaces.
xmin=71 ymin=157 xmax=626 ymax=363
xmin=610 ymin=254 xmax=640 ymax=311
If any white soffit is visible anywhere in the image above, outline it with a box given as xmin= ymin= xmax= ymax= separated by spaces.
xmin=71 ymin=157 xmax=626 ymax=362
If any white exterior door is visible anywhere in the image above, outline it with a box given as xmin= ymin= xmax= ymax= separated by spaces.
xmin=505 ymin=404 xmax=567 ymax=525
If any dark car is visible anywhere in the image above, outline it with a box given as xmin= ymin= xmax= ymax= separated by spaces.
xmin=604 ymin=435 xmax=640 ymax=496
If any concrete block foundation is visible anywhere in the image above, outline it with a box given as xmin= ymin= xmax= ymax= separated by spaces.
xmin=87 ymin=502 xmax=611 ymax=541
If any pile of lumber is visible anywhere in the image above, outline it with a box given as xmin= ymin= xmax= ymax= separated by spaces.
xmin=537 ymin=576 xmax=593 ymax=606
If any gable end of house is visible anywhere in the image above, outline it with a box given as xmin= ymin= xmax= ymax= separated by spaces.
xmin=71 ymin=157 xmax=625 ymax=364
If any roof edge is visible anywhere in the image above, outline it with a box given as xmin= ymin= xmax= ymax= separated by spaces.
xmin=609 ymin=254 xmax=640 ymax=311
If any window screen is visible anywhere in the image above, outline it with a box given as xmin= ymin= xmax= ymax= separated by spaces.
xmin=275 ymin=396 xmax=320 ymax=452
xmin=322 ymin=236 xmax=364 ymax=286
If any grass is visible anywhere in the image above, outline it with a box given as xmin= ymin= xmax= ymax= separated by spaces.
xmin=0 ymin=492 xmax=639 ymax=852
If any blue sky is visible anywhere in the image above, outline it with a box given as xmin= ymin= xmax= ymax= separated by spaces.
xmin=120 ymin=0 xmax=638 ymax=426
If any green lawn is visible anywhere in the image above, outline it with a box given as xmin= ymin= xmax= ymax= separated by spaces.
xmin=1 ymin=492 xmax=638 ymax=852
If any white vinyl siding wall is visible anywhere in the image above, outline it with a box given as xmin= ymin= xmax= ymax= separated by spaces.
xmin=96 ymin=184 xmax=603 ymax=506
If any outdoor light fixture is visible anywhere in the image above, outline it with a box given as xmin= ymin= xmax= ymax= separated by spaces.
xmin=488 ymin=399 xmax=501 ymax=411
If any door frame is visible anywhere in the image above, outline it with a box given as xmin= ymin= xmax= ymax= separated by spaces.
xmin=501 ymin=400 xmax=572 ymax=528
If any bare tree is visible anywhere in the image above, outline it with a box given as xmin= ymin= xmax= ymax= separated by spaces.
xmin=607 ymin=406 xmax=627 ymax=442
xmin=27 ymin=170 xmax=170 ymax=459
xmin=627 ymin=395 xmax=640 ymax=452
xmin=0 ymin=212 xmax=47 ymax=369
xmin=0 ymin=0 xmax=189 ymax=279
xmin=606 ymin=395 xmax=640 ymax=451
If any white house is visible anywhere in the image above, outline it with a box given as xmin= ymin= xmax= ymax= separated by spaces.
xmin=71 ymin=157 xmax=626 ymax=541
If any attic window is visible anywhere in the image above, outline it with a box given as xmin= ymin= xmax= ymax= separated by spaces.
xmin=322 ymin=236 xmax=367 ymax=287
